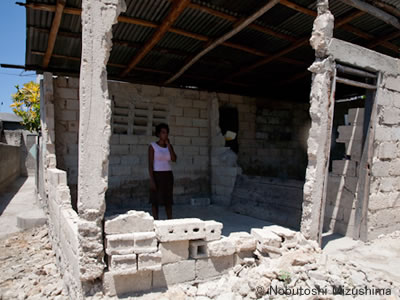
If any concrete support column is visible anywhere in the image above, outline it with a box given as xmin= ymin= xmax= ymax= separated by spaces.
xmin=77 ymin=0 xmax=126 ymax=290
xmin=300 ymin=0 xmax=335 ymax=243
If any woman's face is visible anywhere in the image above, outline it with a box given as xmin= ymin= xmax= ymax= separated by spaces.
xmin=159 ymin=128 xmax=169 ymax=140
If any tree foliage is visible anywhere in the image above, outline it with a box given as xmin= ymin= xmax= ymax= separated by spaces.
xmin=10 ymin=81 xmax=41 ymax=133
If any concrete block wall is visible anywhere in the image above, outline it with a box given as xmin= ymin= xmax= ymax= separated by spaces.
xmin=0 ymin=143 xmax=21 ymax=192
xmin=368 ymin=77 xmax=400 ymax=239
xmin=253 ymin=103 xmax=310 ymax=180
xmin=231 ymin=175 xmax=304 ymax=230
xmin=323 ymin=108 xmax=363 ymax=237
xmin=46 ymin=168 xmax=81 ymax=299
xmin=107 ymin=82 xmax=211 ymax=208
xmin=216 ymin=97 xmax=310 ymax=181
xmin=53 ymin=77 xmax=80 ymax=210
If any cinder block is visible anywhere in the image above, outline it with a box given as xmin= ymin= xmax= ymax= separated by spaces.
xmin=55 ymin=87 xmax=78 ymax=99
xmin=110 ymin=165 xmax=131 ymax=176
xmin=228 ymin=232 xmax=256 ymax=252
xmin=105 ymin=210 xmax=154 ymax=234
xmin=105 ymin=232 xmax=157 ymax=255
xmin=332 ymin=160 xmax=357 ymax=177
xmin=378 ymin=142 xmax=397 ymax=159
xmin=110 ymin=145 xmax=129 ymax=155
xmin=67 ymin=77 xmax=79 ymax=88
xmin=204 ymin=220 xmax=222 ymax=241
xmin=174 ymin=136 xmax=191 ymax=145
xmin=195 ymin=255 xmax=234 ymax=280
xmin=138 ymin=250 xmax=162 ymax=271
xmin=207 ymin=237 xmax=235 ymax=257
xmin=141 ymin=85 xmax=160 ymax=97
xmin=189 ymin=240 xmax=209 ymax=259
xmin=120 ymin=135 xmax=139 ymax=145
xmin=183 ymin=89 xmax=200 ymax=100
xmin=191 ymin=137 xmax=208 ymax=146
xmin=251 ymin=228 xmax=282 ymax=250
xmin=154 ymin=218 xmax=206 ymax=242
xmin=200 ymin=128 xmax=208 ymax=137
xmin=184 ymin=107 xmax=200 ymax=118
xmin=66 ymin=99 xmax=79 ymax=110
xmin=153 ymin=260 xmax=196 ymax=287
xmin=103 ymin=270 xmax=152 ymax=296
xmin=59 ymin=110 xmax=77 ymax=121
xmin=175 ymin=98 xmax=193 ymax=107
xmin=193 ymin=100 xmax=207 ymax=109
xmin=133 ymin=232 xmax=158 ymax=253
xmin=109 ymin=254 xmax=137 ymax=271
xmin=159 ymin=240 xmax=189 ymax=264
xmin=193 ymin=118 xmax=208 ymax=128
xmin=183 ymin=127 xmax=199 ymax=137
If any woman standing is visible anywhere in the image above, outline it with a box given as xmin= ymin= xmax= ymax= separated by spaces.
xmin=148 ymin=123 xmax=177 ymax=220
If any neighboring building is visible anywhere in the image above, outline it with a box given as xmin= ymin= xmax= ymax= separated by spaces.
xmin=0 ymin=112 xmax=24 ymax=131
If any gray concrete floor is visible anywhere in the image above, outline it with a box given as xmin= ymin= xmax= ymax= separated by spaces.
xmin=0 ymin=176 xmax=43 ymax=239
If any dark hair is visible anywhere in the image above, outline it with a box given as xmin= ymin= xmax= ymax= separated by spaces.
xmin=155 ymin=123 xmax=169 ymax=137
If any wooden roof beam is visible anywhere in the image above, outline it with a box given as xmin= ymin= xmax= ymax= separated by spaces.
xmin=21 ymin=2 xmax=306 ymax=66
xmin=224 ymin=9 xmax=366 ymax=81
xmin=370 ymin=0 xmax=400 ymax=18
xmin=165 ymin=0 xmax=281 ymax=84
xmin=120 ymin=0 xmax=190 ymax=77
xmin=339 ymin=0 xmax=400 ymax=30
xmin=42 ymin=0 xmax=65 ymax=68
xmin=188 ymin=2 xmax=297 ymax=42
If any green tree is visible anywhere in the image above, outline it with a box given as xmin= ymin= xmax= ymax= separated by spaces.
xmin=10 ymin=81 xmax=41 ymax=133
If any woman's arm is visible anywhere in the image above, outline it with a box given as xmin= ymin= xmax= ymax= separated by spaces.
xmin=148 ymin=145 xmax=156 ymax=190
xmin=166 ymin=139 xmax=177 ymax=162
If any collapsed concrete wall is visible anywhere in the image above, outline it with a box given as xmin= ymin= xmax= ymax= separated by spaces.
xmin=101 ymin=210 xmax=310 ymax=297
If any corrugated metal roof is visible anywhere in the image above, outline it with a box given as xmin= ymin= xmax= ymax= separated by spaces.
xmin=23 ymin=0 xmax=400 ymax=98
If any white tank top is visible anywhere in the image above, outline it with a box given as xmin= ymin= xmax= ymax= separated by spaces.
xmin=151 ymin=142 xmax=172 ymax=171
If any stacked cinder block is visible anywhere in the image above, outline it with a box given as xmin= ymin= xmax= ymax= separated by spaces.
xmin=324 ymin=108 xmax=364 ymax=236
xmin=368 ymin=77 xmax=400 ymax=238
xmin=103 ymin=213 xmax=268 ymax=297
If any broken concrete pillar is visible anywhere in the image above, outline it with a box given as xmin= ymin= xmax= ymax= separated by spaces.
xmin=300 ymin=0 xmax=335 ymax=243
xmin=77 ymin=0 xmax=126 ymax=292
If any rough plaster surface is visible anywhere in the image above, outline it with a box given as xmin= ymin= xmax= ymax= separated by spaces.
xmin=77 ymin=0 xmax=126 ymax=289
xmin=301 ymin=0 xmax=335 ymax=242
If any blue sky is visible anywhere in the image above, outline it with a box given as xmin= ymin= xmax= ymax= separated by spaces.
xmin=0 ymin=1 xmax=37 ymax=113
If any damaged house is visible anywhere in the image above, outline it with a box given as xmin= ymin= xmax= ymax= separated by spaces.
xmin=10 ymin=0 xmax=400 ymax=297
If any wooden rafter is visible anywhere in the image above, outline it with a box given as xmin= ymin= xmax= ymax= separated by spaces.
xmin=19 ymin=2 xmax=302 ymax=65
xmin=279 ymin=1 xmax=399 ymax=53
xmin=370 ymin=0 xmax=400 ymax=18
xmin=224 ymin=9 xmax=366 ymax=81
xmin=42 ymin=0 xmax=65 ymax=68
xmin=339 ymin=0 xmax=400 ymax=30
xmin=120 ymin=0 xmax=190 ymax=77
xmin=165 ymin=0 xmax=281 ymax=84
xmin=31 ymin=50 xmax=252 ymax=87
xmin=187 ymin=2 xmax=297 ymax=42
xmin=30 ymin=26 xmax=307 ymax=69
